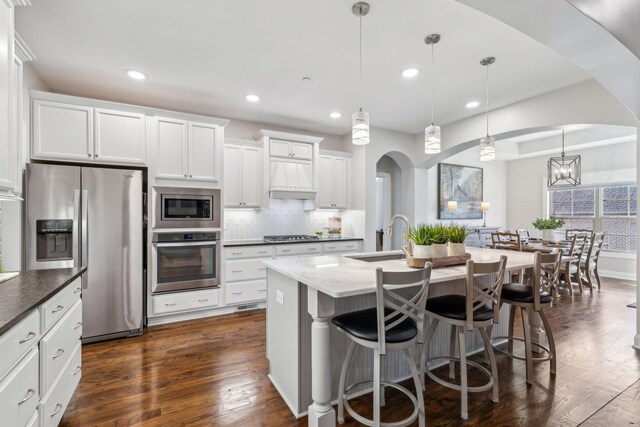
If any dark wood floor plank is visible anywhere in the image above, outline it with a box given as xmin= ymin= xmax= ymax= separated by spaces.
xmin=60 ymin=279 xmax=640 ymax=426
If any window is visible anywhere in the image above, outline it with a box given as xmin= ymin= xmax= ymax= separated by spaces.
xmin=549 ymin=185 xmax=636 ymax=254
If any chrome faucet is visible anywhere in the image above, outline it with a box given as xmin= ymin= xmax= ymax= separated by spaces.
xmin=386 ymin=214 xmax=413 ymax=250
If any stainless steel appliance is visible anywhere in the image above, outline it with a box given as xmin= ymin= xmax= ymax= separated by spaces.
xmin=26 ymin=163 xmax=144 ymax=343
xmin=263 ymin=234 xmax=320 ymax=242
xmin=151 ymin=231 xmax=220 ymax=293
xmin=153 ymin=186 xmax=221 ymax=229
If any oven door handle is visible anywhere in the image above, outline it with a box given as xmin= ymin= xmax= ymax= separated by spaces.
xmin=154 ymin=241 xmax=217 ymax=248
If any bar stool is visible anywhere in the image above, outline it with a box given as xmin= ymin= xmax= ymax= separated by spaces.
xmin=332 ymin=265 xmax=432 ymax=427
xmin=492 ymin=251 xmax=561 ymax=385
xmin=419 ymin=256 xmax=507 ymax=420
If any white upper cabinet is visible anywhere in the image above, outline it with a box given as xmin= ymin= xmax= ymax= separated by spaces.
xmin=155 ymin=117 xmax=188 ymax=179
xmin=0 ymin=3 xmax=11 ymax=192
xmin=32 ymin=100 xmax=93 ymax=162
xmin=270 ymin=139 xmax=312 ymax=160
xmin=317 ymin=153 xmax=350 ymax=209
xmin=31 ymin=93 xmax=147 ymax=166
xmin=224 ymin=142 xmax=262 ymax=208
xmin=155 ymin=119 xmax=221 ymax=183
xmin=269 ymin=140 xmax=291 ymax=158
xmin=94 ymin=108 xmax=146 ymax=165
xmin=189 ymin=122 xmax=218 ymax=181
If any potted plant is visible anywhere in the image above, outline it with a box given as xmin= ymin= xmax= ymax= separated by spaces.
xmin=406 ymin=223 xmax=434 ymax=259
xmin=532 ymin=216 xmax=565 ymax=241
xmin=431 ymin=223 xmax=448 ymax=258
xmin=447 ymin=224 xmax=472 ymax=256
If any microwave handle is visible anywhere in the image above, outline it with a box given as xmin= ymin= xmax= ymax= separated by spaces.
xmin=154 ymin=241 xmax=217 ymax=248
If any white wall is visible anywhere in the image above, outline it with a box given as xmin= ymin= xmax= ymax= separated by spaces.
xmin=376 ymin=155 xmax=404 ymax=250
xmin=507 ymin=140 xmax=637 ymax=280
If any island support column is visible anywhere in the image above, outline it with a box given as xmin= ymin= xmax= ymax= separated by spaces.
xmin=307 ymin=288 xmax=336 ymax=427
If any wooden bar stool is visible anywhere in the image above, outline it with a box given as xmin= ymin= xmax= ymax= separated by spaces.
xmin=492 ymin=251 xmax=561 ymax=385
xmin=419 ymin=256 xmax=507 ymax=420
xmin=332 ymin=265 xmax=432 ymax=427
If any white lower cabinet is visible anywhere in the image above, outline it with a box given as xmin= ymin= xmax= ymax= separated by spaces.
xmin=152 ymin=288 xmax=220 ymax=315
xmin=225 ymin=280 xmax=267 ymax=305
xmin=39 ymin=342 xmax=81 ymax=427
xmin=0 ymin=348 xmax=39 ymax=427
xmin=40 ymin=277 xmax=81 ymax=334
xmin=322 ymin=241 xmax=359 ymax=254
xmin=0 ymin=309 xmax=40 ymax=382
xmin=275 ymin=243 xmax=322 ymax=257
xmin=223 ymin=245 xmax=273 ymax=306
xmin=225 ymin=259 xmax=268 ymax=282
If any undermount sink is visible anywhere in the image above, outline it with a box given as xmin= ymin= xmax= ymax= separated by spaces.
xmin=347 ymin=253 xmax=406 ymax=262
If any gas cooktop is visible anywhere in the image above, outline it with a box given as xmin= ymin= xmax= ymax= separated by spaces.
xmin=263 ymin=234 xmax=320 ymax=243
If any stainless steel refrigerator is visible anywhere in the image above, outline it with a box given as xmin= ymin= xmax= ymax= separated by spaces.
xmin=25 ymin=163 xmax=144 ymax=343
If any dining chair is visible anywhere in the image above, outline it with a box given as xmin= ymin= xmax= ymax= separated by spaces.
xmin=516 ymin=228 xmax=531 ymax=244
xmin=333 ymin=265 xmax=432 ymax=427
xmin=565 ymin=228 xmax=593 ymax=239
xmin=491 ymin=232 xmax=522 ymax=252
xmin=420 ymin=256 xmax=507 ymax=420
xmin=492 ymin=251 xmax=561 ymax=385
xmin=580 ymin=232 xmax=605 ymax=292
xmin=560 ymin=234 xmax=590 ymax=295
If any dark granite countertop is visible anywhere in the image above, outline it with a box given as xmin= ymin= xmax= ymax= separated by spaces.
xmin=0 ymin=267 xmax=86 ymax=336
xmin=223 ymin=237 xmax=364 ymax=247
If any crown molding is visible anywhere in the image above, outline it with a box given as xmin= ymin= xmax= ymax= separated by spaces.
xmin=3 ymin=0 xmax=31 ymax=7
xmin=253 ymin=129 xmax=324 ymax=144
xmin=14 ymin=32 xmax=35 ymax=62
xmin=225 ymin=137 xmax=262 ymax=148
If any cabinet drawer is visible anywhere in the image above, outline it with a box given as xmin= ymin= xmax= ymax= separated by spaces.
xmin=275 ymin=244 xmax=322 ymax=257
xmin=225 ymin=280 xmax=267 ymax=305
xmin=0 ymin=348 xmax=39 ymax=427
xmin=152 ymin=289 xmax=220 ymax=315
xmin=323 ymin=241 xmax=359 ymax=253
xmin=40 ymin=300 xmax=82 ymax=396
xmin=225 ymin=245 xmax=273 ymax=260
xmin=225 ymin=259 xmax=268 ymax=282
xmin=0 ymin=310 xmax=40 ymax=383
xmin=39 ymin=342 xmax=81 ymax=427
xmin=40 ymin=277 xmax=82 ymax=334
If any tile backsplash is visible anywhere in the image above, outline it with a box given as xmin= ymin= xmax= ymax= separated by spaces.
xmin=224 ymin=199 xmax=341 ymax=240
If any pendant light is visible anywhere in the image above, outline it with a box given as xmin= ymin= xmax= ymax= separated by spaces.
xmin=479 ymin=56 xmax=496 ymax=161
xmin=424 ymin=34 xmax=441 ymax=154
xmin=352 ymin=2 xmax=370 ymax=145
xmin=547 ymin=130 xmax=581 ymax=187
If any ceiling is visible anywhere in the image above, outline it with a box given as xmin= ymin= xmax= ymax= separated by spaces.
xmin=16 ymin=0 xmax=591 ymax=136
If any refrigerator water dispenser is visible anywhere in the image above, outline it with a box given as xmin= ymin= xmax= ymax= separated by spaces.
xmin=36 ymin=219 xmax=73 ymax=261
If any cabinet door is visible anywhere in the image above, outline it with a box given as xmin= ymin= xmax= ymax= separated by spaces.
xmin=94 ymin=108 xmax=146 ymax=165
xmin=155 ymin=117 xmax=188 ymax=180
xmin=32 ymin=100 xmax=93 ymax=162
xmin=269 ymin=139 xmax=291 ymax=158
xmin=291 ymin=142 xmax=312 ymax=160
xmin=241 ymin=146 xmax=262 ymax=208
xmin=0 ymin=3 xmax=11 ymax=191
xmin=223 ymin=144 xmax=242 ymax=207
xmin=332 ymin=157 xmax=349 ymax=209
xmin=189 ymin=122 xmax=218 ymax=181
xmin=317 ymin=155 xmax=333 ymax=208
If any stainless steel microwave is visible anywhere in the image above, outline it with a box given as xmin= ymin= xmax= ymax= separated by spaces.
xmin=153 ymin=187 xmax=221 ymax=229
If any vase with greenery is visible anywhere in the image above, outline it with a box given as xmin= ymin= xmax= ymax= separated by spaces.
xmin=446 ymin=224 xmax=472 ymax=256
xmin=406 ymin=223 xmax=434 ymax=258
xmin=532 ymin=216 xmax=565 ymax=241
xmin=430 ymin=223 xmax=448 ymax=258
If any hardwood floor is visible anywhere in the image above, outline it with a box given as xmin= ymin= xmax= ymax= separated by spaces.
xmin=61 ymin=278 xmax=640 ymax=426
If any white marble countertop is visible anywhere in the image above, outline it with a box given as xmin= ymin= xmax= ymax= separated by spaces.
xmin=262 ymin=247 xmax=535 ymax=298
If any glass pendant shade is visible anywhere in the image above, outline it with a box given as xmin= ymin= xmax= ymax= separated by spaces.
xmin=424 ymin=125 xmax=441 ymax=154
xmin=479 ymin=135 xmax=495 ymax=161
xmin=547 ymin=154 xmax=581 ymax=187
xmin=352 ymin=110 xmax=370 ymax=145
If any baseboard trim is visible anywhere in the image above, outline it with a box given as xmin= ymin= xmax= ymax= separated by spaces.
xmin=147 ymin=303 xmax=266 ymax=326
xmin=598 ymin=270 xmax=636 ymax=282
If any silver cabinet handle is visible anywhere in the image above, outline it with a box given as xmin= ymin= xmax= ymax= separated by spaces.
xmin=73 ymin=287 xmax=82 ymax=294
xmin=87 ymin=153 xmax=91 ymax=157
xmin=74 ymin=321 xmax=83 ymax=330
xmin=94 ymin=154 xmax=99 ymax=158
xmin=232 ymin=292 xmax=243 ymax=295
xmin=198 ymin=299 xmax=209 ymax=302
xmin=282 ymin=249 xmax=290 ymax=253
xmin=258 ymin=251 xmax=267 ymax=254
xmin=257 ymin=267 xmax=266 ymax=270
xmin=308 ymin=247 xmax=316 ymax=250
xmin=165 ymin=303 xmax=176 ymax=306
xmin=52 ymin=305 xmax=64 ymax=313
xmin=258 ymin=289 xmax=267 ymax=293
xmin=327 ymin=246 xmax=336 ymax=250
xmin=50 ymin=403 xmax=63 ymax=417
xmin=18 ymin=389 xmax=35 ymax=405
xmin=73 ymin=366 xmax=81 ymax=375
xmin=184 ymin=174 xmax=188 ymax=177
xmin=232 ymin=252 xmax=242 ymax=255
xmin=190 ymin=174 xmax=193 ymax=178
xmin=52 ymin=348 xmax=65 ymax=359
xmin=19 ymin=331 xmax=36 ymax=344
xmin=232 ymin=270 xmax=242 ymax=273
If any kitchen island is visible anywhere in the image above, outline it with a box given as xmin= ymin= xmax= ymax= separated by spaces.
xmin=263 ymin=248 xmax=536 ymax=426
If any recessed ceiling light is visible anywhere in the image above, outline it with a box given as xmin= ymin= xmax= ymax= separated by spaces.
xmin=126 ymin=70 xmax=146 ymax=80
xmin=466 ymin=101 xmax=480 ymax=109
xmin=401 ymin=68 xmax=419 ymax=78
xmin=245 ymin=94 xmax=260 ymax=102
xmin=329 ymin=112 xmax=342 ymax=119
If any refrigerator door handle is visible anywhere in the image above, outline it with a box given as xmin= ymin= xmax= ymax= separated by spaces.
xmin=73 ymin=189 xmax=80 ymax=268
xmin=81 ymin=189 xmax=89 ymax=289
